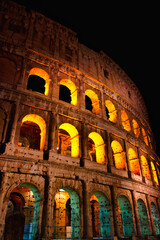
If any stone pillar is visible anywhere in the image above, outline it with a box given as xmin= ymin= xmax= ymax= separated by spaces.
xmin=5 ymin=98 xmax=21 ymax=155
xmin=82 ymin=181 xmax=93 ymax=239
xmin=110 ymin=186 xmax=118 ymax=238
xmin=49 ymin=112 xmax=58 ymax=160
xmin=81 ymin=122 xmax=88 ymax=166
xmin=42 ymin=179 xmax=54 ymax=239
xmin=146 ymin=194 xmax=154 ymax=236
xmin=9 ymin=98 xmax=20 ymax=144
xmin=107 ymin=133 xmax=114 ymax=172
xmin=131 ymin=190 xmax=141 ymax=236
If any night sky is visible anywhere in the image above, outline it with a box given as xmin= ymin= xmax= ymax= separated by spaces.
xmin=13 ymin=0 xmax=160 ymax=156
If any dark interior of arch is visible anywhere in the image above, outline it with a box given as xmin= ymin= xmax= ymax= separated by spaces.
xmin=19 ymin=121 xmax=41 ymax=150
xmin=59 ymin=85 xmax=71 ymax=103
xmin=85 ymin=95 xmax=93 ymax=112
xmin=105 ymin=106 xmax=109 ymax=119
xmin=27 ymin=74 xmax=45 ymax=94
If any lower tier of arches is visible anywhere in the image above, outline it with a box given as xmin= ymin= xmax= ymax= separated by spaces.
xmin=0 ymin=167 xmax=160 ymax=240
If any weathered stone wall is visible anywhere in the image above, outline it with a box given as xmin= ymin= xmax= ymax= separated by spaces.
xmin=0 ymin=1 xmax=160 ymax=239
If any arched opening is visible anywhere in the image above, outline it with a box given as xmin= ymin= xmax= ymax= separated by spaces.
xmin=121 ymin=110 xmax=131 ymax=132
xmin=59 ymin=79 xmax=77 ymax=105
xmin=90 ymin=192 xmax=112 ymax=239
xmin=85 ymin=89 xmax=100 ymax=114
xmin=27 ymin=68 xmax=50 ymax=96
xmin=53 ymin=187 xmax=80 ymax=239
xmin=59 ymin=85 xmax=71 ymax=103
xmin=151 ymin=162 xmax=159 ymax=185
xmin=19 ymin=121 xmax=41 ymax=150
xmin=128 ymin=148 xmax=140 ymax=175
xmin=140 ymin=156 xmax=151 ymax=180
xmin=88 ymin=132 xmax=105 ymax=164
xmin=151 ymin=202 xmax=160 ymax=235
xmin=111 ymin=140 xmax=126 ymax=170
xmin=132 ymin=119 xmax=140 ymax=138
xmin=3 ymin=183 xmax=40 ymax=240
xmin=142 ymin=128 xmax=149 ymax=146
xmin=18 ymin=114 xmax=46 ymax=151
xmin=105 ymin=100 xmax=117 ymax=123
xmin=118 ymin=195 xmax=135 ymax=237
xmin=137 ymin=199 xmax=151 ymax=235
xmin=58 ymin=123 xmax=79 ymax=158
xmin=85 ymin=95 xmax=93 ymax=112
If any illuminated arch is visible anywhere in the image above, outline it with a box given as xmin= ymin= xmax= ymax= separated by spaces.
xmin=59 ymin=123 xmax=79 ymax=158
xmin=28 ymin=68 xmax=50 ymax=96
xmin=140 ymin=155 xmax=151 ymax=180
xmin=121 ymin=110 xmax=131 ymax=132
xmin=105 ymin=100 xmax=117 ymax=123
xmin=142 ymin=128 xmax=149 ymax=146
xmin=151 ymin=162 xmax=159 ymax=185
xmin=20 ymin=114 xmax=46 ymax=151
xmin=60 ymin=79 xmax=77 ymax=105
xmin=132 ymin=119 xmax=140 ymax=138
xmin=90 ymin=192 xmax=112 ymax=238
xmin=88 ymin=132 xmax=105 ymax=164
xmin=85 ymin=89 xmax=100 ymax=114
xmin=54 ymin=187 xmax=80 ymax=239
xmin=118 ymin=195 xmax=135 ymax=237
xmin=111 ymin=140 xmax=125 ymax=170
xmin=128 ymin=148 xmax=140 ymax=175
xmin=151 ymin=202 xmax=160 ymax=235
xmin=3 ymin=182 xmax=40 ymax=240
xmin=137 ymin=199 xmax=151 ymax=235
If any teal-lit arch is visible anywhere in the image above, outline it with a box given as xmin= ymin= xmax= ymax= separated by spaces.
xmin=94 ymin=191 xmax=112 ymax=238
xmin=118 ymin=195 xmax=135 ymax=237
xmin=151 ymin=202 xmax=160 ymax=235
xmin=19 ymin=182 xmax=41 ymax=240
xmin=59 ymin=187 xmax=80 ymax=239
xmin=137 ymin=199 xmax=151 ymax=235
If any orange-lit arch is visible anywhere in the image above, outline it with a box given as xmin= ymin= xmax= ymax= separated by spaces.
xmin=151 ymin=162 xmax=159 ymax=185
xmin=132 ymin=119 xmax=140 ymax=138
xmin=29 ymin=68 xmax=50 ymax=96
xmin=111 ymin=140 xmax=125 ymax=170
xmin=121 ymin=110 xmax=131 ymax=132
xmin=85 ymin=89 xmax=100 ymax=114
xmin=60 ymin=79 xmax=77 ymax=105
xmin=105 ymin=100 xmax=117 ymax=123
xmin=59 ymin=123 xmax=79 ymax=157
xmin=88 ymin=132 xmax=105 ymax=164
xmin=128 ymin=148 xmax=140 ymax=175
xmin=142 ymin=128 xmax=149 ymax=146
xmin=141 ymin=155 xmax=151 ymax=180
xmin=21 ymin=114 xmax=46 ymax=151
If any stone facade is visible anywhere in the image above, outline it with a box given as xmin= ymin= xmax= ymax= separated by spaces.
xmin=0 ymin=1 xmax=160 ymax=239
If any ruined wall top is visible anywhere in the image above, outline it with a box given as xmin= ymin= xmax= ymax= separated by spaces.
xmin=0 ymin=0 xmax=148 ymax=122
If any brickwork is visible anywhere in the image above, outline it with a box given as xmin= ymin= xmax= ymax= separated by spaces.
xmin=0 ymin=1 xmax=160 ymax=239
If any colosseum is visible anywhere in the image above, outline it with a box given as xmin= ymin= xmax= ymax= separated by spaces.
xmin=0 ymin=1 xmax=160 ymax=240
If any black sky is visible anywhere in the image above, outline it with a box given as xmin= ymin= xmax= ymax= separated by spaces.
xmin=13 ymin=0 xmax=160 ymax=156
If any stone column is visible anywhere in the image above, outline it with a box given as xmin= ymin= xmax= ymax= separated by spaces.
xmin=110 ymin=186 xmax=118 ymax=238
xmin=49 ymin=112 xmax=58 ymax=160
xmin=81 ymin=122 xmax=88 ymax=166
xmin=41 ymin=178 xmax=54 ymax=239
xmin=146 ymin=194 xmax=154 ymax=236
xmin=131 ymin=190 xmax=141 ymax=236
xmin=5 ymin=98 xmax=21 ymax=154
xmin=82 ymin=181 xmax=93 ymax=239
